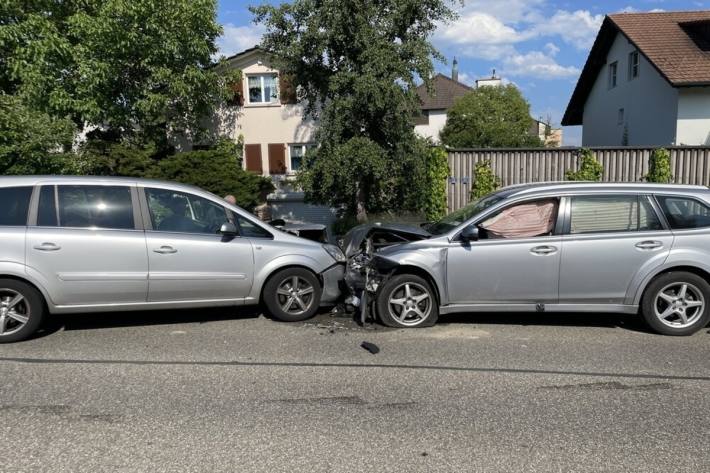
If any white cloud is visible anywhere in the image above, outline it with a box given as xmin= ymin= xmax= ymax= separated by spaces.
xmin=544 ymin=42 xmax=560 ymax=56
xmin=437 ymin=12 xmax=530 ymax=46
xmin=216 ymin=23 xmax=265 ymax=57
xmin=530 ymin=10 xmax=604 ymax=50
xmin=502 ymin=51 xmax=580 ymax=79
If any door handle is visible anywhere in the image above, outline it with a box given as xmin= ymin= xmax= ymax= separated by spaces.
xmin=530 ymin=245 xmax=558 ymax=255
xmin=33 ymin=242 xmax=61 ymax=252
xmin=153 ymin=245 xmax=177 ymax=254
xmin=635 ymin=241 xmax=663 ymax=250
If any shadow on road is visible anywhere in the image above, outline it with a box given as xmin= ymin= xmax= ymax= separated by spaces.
xmin=33 ymin=306 xmax=263 ymax=340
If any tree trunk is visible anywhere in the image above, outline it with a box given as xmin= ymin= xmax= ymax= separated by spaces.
xmin=355 ymin=183 xmax=368 ymax=223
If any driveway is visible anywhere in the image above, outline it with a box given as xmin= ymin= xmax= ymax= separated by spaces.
xmin=1 ymin=309 xmax=709 ymax=472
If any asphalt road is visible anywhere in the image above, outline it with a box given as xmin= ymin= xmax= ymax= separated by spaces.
xmin=1 ymin=307 xmax=709 ymax=473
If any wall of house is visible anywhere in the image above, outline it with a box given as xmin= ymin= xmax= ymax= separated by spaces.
xmin=414 ymin=109 xmax=448 ymax=142
xmin=214 ymin=53 xmax=318 ymax=176
xmin=676 ymin=87 xmax=710 ymax=145
xmin=582 ymin=32 xmax=678 ymax=147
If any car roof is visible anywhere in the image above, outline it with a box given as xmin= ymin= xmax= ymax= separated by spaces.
xmin=0 ymin=175 xmax=202 ymax=192
xmin=503 ymin=181 xmax=709 ymax=198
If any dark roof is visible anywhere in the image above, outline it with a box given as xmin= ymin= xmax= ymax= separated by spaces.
xmin=415 ymin=73 xmax=472 ymax=110
xmin=562 ymin=11 xmax=710 ymax=126
xmin=222 ymin=46 xmax=262 ymax=63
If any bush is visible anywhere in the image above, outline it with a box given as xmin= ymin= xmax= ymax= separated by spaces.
xmin=152 ymin=148 xmax=273 ymax=211
xmin=646 ymin=148 xmax=672 ymax=183
xmin=421 ymin=147 xmax=449 ymax=221
xmin=566 ymin=148 xmax=603 ymax=181
xmin=470 ymin=160 xmax=501 ymax=200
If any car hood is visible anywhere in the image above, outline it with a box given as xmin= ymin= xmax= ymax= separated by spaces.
xmin=340 ymin=223 xmax=431 ymax=257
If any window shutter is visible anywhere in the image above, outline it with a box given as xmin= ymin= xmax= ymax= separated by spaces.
xmin=268 ymin=143 xmax=287 ymax=174
xmin=244 ymin=144 xmax=263 ymax=174
xmin=279 ymin=74 xmax=298 ymax=104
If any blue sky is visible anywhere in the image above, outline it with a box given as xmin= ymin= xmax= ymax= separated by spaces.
xmin=217 ymin=0 xmax=710 ymax=145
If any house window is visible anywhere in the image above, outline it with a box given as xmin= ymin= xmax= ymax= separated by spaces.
xmin=608 ymin=62 xmax=618 ymax=89
xmin=289 ymin=144 xmax=316 ymax=172
xmin=628 ymin=51 xmax=639 ymax=79
xmin=618 ymin=108 xmax=625 ymax=125
xmin=247 ymin=74 xmax=279 ymax=104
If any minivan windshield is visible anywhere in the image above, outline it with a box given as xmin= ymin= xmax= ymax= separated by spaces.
xmin=427 ymin=192 xmax=508 ymax=235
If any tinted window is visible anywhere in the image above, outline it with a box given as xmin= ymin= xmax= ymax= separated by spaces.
xmin=38 ymin=185 xmax=134 ymax=229
xmin=657 ymin=196 xmax=710 ymax=229
xmin=570 ymin=195 xmax=662 ymax=234
xmin=0 ymin=187 xmax=32 ymax=226
xmin=237 ymin=215 xmax=272 ymax=238
xmin=146 ymin=188 xmax=227 ymax=235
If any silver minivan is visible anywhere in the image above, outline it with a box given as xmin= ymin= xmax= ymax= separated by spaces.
xmin=344 ymin=183 xmax=710 ymax=336
xmin=0 ymin=176 xmax=345 ymax=342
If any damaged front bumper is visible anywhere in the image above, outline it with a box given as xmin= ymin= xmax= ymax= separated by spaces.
xmin=320 ymin=263 xmax=346 ymax=305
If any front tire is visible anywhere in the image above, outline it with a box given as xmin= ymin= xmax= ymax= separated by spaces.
xmin=263 ymin=268 xmax=322 ymax=322
xmin=0 ymin=279 xmax=46 ymax=343
xmin=377 ymin=274 xmax=438 ymax=328
xmin=641 ymin=271 xmax=710 ymax=336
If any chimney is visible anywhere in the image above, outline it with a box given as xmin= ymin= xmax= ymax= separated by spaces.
xmin=452 ymin=57 xmax=459 ymax=82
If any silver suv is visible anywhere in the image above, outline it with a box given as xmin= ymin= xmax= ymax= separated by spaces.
xmin=344 ymin=183 xmax=710 ymax=336
xmin=0 ymin=176 xmax=345 ymax=342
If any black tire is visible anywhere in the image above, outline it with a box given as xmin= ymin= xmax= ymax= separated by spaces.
xmin=263 ymin=267 xmax=322 ymax=322
xmin=377 ymin=274 xmax=438 ymax=328
xmin=641 ymin=271 xmax=710 ymax=336
xmin=0 ymin=279 xmax=46 ymax=343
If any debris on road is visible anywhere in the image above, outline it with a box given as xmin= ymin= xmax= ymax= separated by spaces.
xmin=361 ymin=341 xmax=380 ymax=354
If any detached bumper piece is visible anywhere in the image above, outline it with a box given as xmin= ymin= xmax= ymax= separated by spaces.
xmin=320 ymin=264 xmax=346 ymax=305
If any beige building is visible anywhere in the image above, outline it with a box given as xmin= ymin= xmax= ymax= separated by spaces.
xmin=215 ymin=47 xmax=318 ymax=176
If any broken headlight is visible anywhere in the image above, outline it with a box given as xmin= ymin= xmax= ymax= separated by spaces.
xmin=322 ymin=243 xmax=346 ymax=263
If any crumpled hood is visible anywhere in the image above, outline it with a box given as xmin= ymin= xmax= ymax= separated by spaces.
xmin=340 ymin=222 xmax=431 ymax=257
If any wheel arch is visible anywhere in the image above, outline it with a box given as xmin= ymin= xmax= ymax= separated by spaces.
xmin=389 ymin=265 xmax=442 ymax=306
xmin=634 ymin=265 xmax=710 ymax=305
xmin=0 ymin=273 xmax=51 ymax=312
xmin=259 ymin=264 xmax=323 ymax=303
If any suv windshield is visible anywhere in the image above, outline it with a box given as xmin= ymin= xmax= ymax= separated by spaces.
xmin=427 ymin=192 xmax=508 ymax=235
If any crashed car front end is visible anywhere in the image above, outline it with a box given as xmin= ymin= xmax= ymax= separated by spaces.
xmin=340 ymin=223 xmax=431 ymax=321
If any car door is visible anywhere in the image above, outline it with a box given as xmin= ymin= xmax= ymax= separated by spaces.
xmin=26 ymin=183 xmax=149 ymax=306
xmin=558 ymin=194 xmax=673 ymax=304
xmin=142 ymin=187 xmax=254 ymax=302
xmin=446 ymin=197 xmax=562 ymax=304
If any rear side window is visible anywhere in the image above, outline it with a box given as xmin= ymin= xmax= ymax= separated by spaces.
xmin=570 ymin=195 xmax=662 ymax=234
xmin=0 ymin=186 xmax=33 ymax=226
xmin=37 ymin=185 xmax=135 ymax=230
xmin=657 ymin=196 xmax=710 ymax=229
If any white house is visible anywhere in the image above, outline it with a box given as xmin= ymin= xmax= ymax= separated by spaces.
xmin=215 ymin=47 xmax=318 ymax=176
xmin=563 ymin=11 xmax=710 ymax=146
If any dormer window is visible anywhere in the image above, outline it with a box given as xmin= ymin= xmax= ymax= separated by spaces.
xmin=628 ymin=51 xmax=639 ymax=79
xmin=680 ymin=19 xmax=710 ymax=51
xmin=608 ymin=61 xmax=618 ymax=89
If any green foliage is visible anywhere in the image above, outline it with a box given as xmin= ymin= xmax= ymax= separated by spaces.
xmin=441 ymin=85 xmax=542 ymax=148
xmin=566 ymin=148 xmax=604 ymax=181
xmin=646 ymin=148 xmax=672 ymax=183
xmin=253 ymin=0 xmax=457 ymax=220
xmin=470 ymin=160 xmax=501 ymax=200
xmin=0 ymin=95 xmax=77 ymax=175
xmin=152 ymin=148 xmax=274 ymax=211
xmin=422 ymin=146 xmax=449 ymax=221
xmin=1 ymin=0 xmax=223 ymax=149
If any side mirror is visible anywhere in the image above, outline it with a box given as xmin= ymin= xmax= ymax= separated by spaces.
xmin=219 ymin=222 xmax=238 ymax=236
xmin=460 ymin=225 xmax=479 ymax=243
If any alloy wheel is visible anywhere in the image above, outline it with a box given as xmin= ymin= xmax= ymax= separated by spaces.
xmin=276 ymin=276 xmax=315 ymax=316
xmin=0 ymin=289 xmax=30 ymax=337
xmin=387 ymin=282 xmax=432 ymax=327
xmin=654 ymin=282 xmax=705 ymax=329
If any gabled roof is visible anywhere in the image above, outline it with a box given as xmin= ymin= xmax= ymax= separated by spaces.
xmin=415 ymin=73 xmax=472 ymax=110
xmin=562 ymin=10 xmax=710 ymax=126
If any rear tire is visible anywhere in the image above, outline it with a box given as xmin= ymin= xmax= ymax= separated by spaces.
xmin=377 ymin=274 xmax=438 ymax=328
xmin=0 ymin=279 xmax=46 ymax=343
xmin=263 ymin=268 xmax=322 ymax=322
xmin=641 ymin=271 xmax=710 ymax=336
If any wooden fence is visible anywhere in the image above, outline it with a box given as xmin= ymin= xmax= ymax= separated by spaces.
xmin=447 ymin=146 xmax=710 ymax=212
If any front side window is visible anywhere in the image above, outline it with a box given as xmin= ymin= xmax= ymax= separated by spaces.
xmin=629 ymin=51 xmax=639 ymax=79
xmin=609 ymin=61 xmax=618 ymax=89
xmin=478 ymin=198 xmax=559 ymax=239
xmin=570 ymin=195 xmax=662 ymax=235
xmin=657 ymin=196 xmax=710 ymax=229
xmin=247 ymin=74 xmax=279 ymax=104
xmin=145 ymin=188 xmax=228 ymax=235
xmin=236 ymin=215 xmax=272 ymax=238
xmin=0 ymin=186 xmax=32 ymax=226
xmin=37 ymin=185 xmax=134 ymax=230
